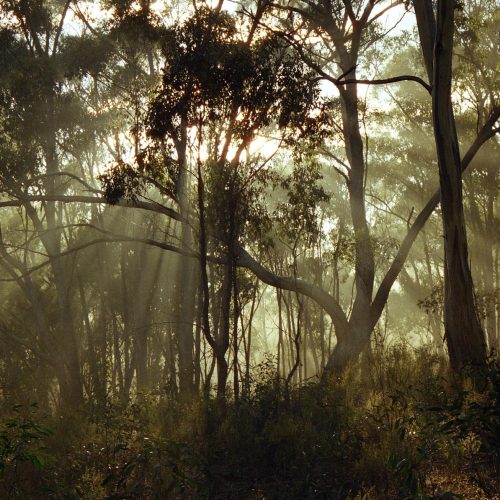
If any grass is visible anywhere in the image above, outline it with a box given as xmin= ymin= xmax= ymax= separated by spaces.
xmin=0 ymin=343 xmax=498 ymax=499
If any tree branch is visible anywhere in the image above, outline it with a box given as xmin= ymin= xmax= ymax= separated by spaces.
xmin=0 ymin=195 xmax=182 ymax=222
xmin=370 ymin=105 xmax=500 ymax=327
xmin=235 ymin=245 xmax=349 ymax=340
xmin=52 ymin=0 xmax=72 ymax=57
xmin=338 ymin=75 xmax=431 ymax=93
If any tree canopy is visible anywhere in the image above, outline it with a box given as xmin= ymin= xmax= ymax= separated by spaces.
xmin=0 ymin=0 xmax=498 ymax=496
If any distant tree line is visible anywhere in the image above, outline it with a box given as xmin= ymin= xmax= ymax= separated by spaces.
xmin=0 ymin=0 xmax=498 ymax=409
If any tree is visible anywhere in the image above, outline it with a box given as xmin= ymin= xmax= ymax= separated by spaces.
xmin=237 ymin=0 xmax=499 ymax=374
xmin=414 ymin=0 xmax=488 ymax=373
xmin=107 ymin=6 xmax=328 ymax=398
xmin=0 ymin=0 xmax=93 ymax=407
xmin=0 ymin=1 xmax=497 ymax=408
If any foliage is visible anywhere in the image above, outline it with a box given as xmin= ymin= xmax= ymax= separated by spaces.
xmin=0 ymin=348 xmax=497 ymax=498
xmin=0 ymin=0 xmax=498 ymax=497
xmin=0 ymin=403 xmax=52 ymax=498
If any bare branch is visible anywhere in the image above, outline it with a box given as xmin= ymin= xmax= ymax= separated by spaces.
xmin=0 ymin=195 xmax=182 ymax=222
xmin=26 ymin=171 xmax=102 ymax=194
xmin=52 ymin=0 xmax=72 ymax=56
xmin=339 ymin=75 xmax=431 ymax=93
xmin=235 ymin=245 xmax=349 ymax=340
xmin=370 ymin=105 xmax=500 ymax=327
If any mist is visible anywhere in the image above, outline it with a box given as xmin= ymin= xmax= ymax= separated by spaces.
xmin=0 ymin=0 xmax=498 ymax=497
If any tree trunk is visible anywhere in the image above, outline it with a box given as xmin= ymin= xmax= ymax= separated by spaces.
xmin=483 ymin=163 xmax=497 ymax=353
xmin=327 ymin=76 xmax=374 ymax=374
xmin=431 ymin=0 xmax=486 ymax=372
xmin=42 ymin=104 xmax=84 ymax=407
xmin=176 ymin=154 xmax=197 ymax=396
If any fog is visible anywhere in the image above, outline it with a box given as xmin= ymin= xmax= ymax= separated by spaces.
xmin=0 ymin=0 xmax=498 ymax=497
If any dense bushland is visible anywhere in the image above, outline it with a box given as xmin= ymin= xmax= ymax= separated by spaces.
xmin=1 ymin=345 xmax=498 ymax=499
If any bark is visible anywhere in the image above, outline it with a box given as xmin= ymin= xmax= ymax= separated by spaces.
xmin=413 ymin=0 xmax=436 ymax=83
xmin=194 ymin=289 xmax=203 ymax=391
xmin=484 ymin=164 xmax=497 ymax=352
xmin=176 ymin=131 xmax=197 ymax=396
xmin=418 ymin=0 xmax=486 ymax=372
xmin=216 ymin=261 xmax=232 ymax=400
xmin=282 ymin=291 xmax=298 ymax=387
xmin=277 ymin=289 xmax=284 ymax=380
xmin=112 ymin=314 xmax=124 ymax=395
xmin=328 ymin=77 xmax=375 ymax=374
xmin=243 ymin=284 xmax=258 ymax=395
xmin=196 ymin=159 xmax=219 ymax=398
xmin=232 ymin=263 xmax=240 ymax=401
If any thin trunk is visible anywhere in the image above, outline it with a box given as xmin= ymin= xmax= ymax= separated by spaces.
xmin=112 ymin=314 xmax=123 ymax=396
xmin=277 ymin=290 xmax=283 ymax=380
xmin=194 ymin=288 xmax=202 ymax=391
xmin=484 ymin=163 xmax=497 ymax=352
xmin=232 ymin=262 xmax=239 ymax=402
xmin=176 ymin=134 xmax=197 ymax=396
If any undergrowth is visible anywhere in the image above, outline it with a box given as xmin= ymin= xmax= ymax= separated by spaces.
xmin=0 ymin=344 xmax=498 ymax=499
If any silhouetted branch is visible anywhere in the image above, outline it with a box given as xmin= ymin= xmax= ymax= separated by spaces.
xmin=371 ymin=105 xmax=500 ymax=326
xmin=0 ymin=195 xmax=182 ymax=221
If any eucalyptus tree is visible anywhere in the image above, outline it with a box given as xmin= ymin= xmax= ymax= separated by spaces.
xmin=96 ymin=0 xmax=497 ymax=381
xmin=240 ymin=0 xmax=434 ymax=373
xmin=413 ymin=0 xmax=500 ymax=373
xmin=101 ymin=6 xmax=329 ymax=398
xmin=0 ymin=0 xmax=164 ymax=405
xmin=1 ymin=0 xmax=497 ymax=408
xmin=362 ymin=1 xmax=498 ymax=358
xmin=0 ymin=0 xmax=99 ymax=406
xmin=234 ymin=0 xmax=499 ymax=375
xmin=453 ymin=0 xmax=499 ymax=354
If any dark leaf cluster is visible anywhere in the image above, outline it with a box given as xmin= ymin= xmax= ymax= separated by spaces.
xmin=99 ymin=160 xmax=144 ymax=204
xmin=148 ymin=8 xmax=323 ymax=145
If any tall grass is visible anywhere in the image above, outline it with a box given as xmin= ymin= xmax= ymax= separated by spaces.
xmin=0 ymin=344 xmax=498 ymax=499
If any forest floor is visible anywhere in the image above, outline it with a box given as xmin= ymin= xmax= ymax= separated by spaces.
xmin=0 ymin=345 xmax=498 ymax=499
xmin=427 ymin=466 xmax=499 ymax=499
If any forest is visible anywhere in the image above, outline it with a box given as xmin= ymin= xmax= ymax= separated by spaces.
xmin=0 ymin=0 xmax=498 ymax=498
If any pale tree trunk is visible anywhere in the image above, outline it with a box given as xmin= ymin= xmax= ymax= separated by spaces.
xmin=423 ymin=0 xmax=486 ymax=372
xmin=176 ymin=167 xmax=197 ymax=396
xmin=194 ymin=290 xmax=203 ymax=391
xmin=232 ymin=265 xmax=240 ymax=402
xmin=483 ymin=164 xmax=498 ymax=353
